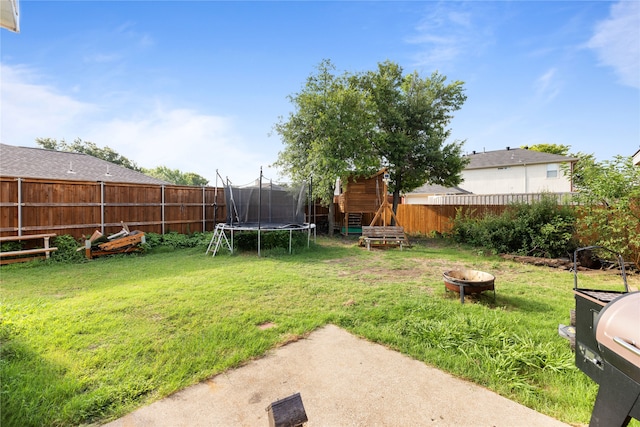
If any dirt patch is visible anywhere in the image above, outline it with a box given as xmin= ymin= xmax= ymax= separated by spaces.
xmin=325 ymin=252 xmax=472 ymax=287
xmin=322 ymin=241 xmax=637 ymax=291
xmin=258 ymin=322 xmax=276 ymax=330
xmin=324 ymin=246 xmax=483 ymax=286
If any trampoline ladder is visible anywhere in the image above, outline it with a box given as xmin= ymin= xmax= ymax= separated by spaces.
xmin=206 ymin=224 xmax=232 ymax=257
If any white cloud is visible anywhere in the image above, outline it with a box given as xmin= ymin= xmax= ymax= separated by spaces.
xmin=0 ymin=63 xmax=268 ymax=185
xmin=407 ymin=3 xmax=493 ymax=70
xmin=0 ymin=64 xmax=98 ymax=140
xmin=587 ymin=0 xmax=640 ymax=89
xmin=88 ymin=107 xmax=266 ymax=185
xmin=115 ymin=21 xmax=155 ymax=48
xmin=534 ymin=68 xmax=561 ymax=103
xmin=83 ymin=53 xmax=122 ymax=64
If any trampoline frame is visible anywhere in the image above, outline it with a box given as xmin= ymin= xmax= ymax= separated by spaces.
xmin=206 ymin=222 xmax=316 ymax=257
xmin=206 ymin=169 xmax=315 ymax=257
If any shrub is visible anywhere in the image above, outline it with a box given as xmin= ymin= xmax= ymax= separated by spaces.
xmin=509 ymin=197 xmax=577 ymax=257
xmin=235 ymin=230 xmax=309 ymax=252
xmin=144 ymin=232 xmax=211 ymax=250
xmin=0 ymin=241 xmax=22 ymax=253
xmin=451 ymin=196 xmax=577 ymax=258
xmin=570 ymin=154 xmax=640 ymax=268
xmin=51 ymin=235 xmax=86 ymax=263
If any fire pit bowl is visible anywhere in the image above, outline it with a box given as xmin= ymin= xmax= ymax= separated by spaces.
xmin=443 ymin=269 xmax=495 ymax=303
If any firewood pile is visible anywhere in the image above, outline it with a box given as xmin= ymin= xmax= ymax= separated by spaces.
xmin=82 ymin=222 xmax=145 ymax=259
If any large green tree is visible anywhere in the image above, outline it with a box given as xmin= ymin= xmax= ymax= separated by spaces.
xmin=358 ymin=61 xmax=468 ymax=213
xmin=275 ymin=60 xmax=468 ymax=231
xmin=522 ymin=143 xmax=571 ymax=156
xmin=273 ymin=60 xmax=377 ymax=235
xmin=36 ymin=138 xmax=141 ymax=171
xmin=142 ymin=166 xmax=209 ymax=186
xmin=35 ymin=138 xmax=209 ymax=186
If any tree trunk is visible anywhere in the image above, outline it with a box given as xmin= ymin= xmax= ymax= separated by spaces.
xmin=326 ymin=183 xmax=336 ymax=236
xmin=391 ymin=188 xmax=401 ymax=226
xmin=328 ymin=201 xmax=335 ymax=236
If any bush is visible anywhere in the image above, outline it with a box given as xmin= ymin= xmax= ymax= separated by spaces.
xmin=235 ymin=230 xmax=309 ymax=252
xmin=51 ymin=235 xmax=86 ymax=263
xmin=143 ymin=231 xmax=211 ymax=250
xmin=510 ymin=197 xmax=577 ymax=257
xmin=451 ymin=196 xmax=577 ymax=258
xmin=571 ymin=154 xmax=640 ymax=268
xmin=0 ymin=241 xmax=22 ymax=253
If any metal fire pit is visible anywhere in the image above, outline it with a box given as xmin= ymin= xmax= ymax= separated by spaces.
xmin=443 ymin=269 xmax=495 ymax=304
xmin=572 ymin=246 xmax=640 ymax=426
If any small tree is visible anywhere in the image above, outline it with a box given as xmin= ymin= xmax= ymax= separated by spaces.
xmin=571 ymin=154 xmax=640 ymax=268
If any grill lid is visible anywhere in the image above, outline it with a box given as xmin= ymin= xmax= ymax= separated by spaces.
xmin=595 ymin=291 xmax=640 ymax=369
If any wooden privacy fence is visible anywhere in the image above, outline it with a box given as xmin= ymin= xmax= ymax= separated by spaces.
xmin=334 ymin=204 xmax=509 ymax=235
xmin=396 ymin=204 xmax=507 ymax=235
xmin=0 ymin=177 xmax=226 ymax=240
xmin=1 ymin=176 xmax=561 ymax=240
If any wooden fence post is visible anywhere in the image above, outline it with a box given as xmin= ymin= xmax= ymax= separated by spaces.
xmin=100 ymin=181 xmax=105 ymax=234
xmin=161 ymin=185 xmax=165 ymax=235
xmin=202 ymin=186 xmax=206 ymax=232
xmin=17 ymin=177 xmax=22 ymax=236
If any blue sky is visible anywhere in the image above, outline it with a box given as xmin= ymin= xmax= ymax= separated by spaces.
xmin=1 ymin=1 xmax=638 ymax=185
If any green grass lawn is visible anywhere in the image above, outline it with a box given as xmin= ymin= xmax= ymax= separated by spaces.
xmin=1 ymin=237 xmax=638 ymax=426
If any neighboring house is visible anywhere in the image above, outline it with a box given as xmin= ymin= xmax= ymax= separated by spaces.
xmin=633 ymin=149 xmax=640 ymax=166
xmin=403 ymin=183 xmax=470 ymax=205
xmin=0 ymin=0 xmax=19 ymax=33
xmin=404 ymin=147 xmax=577 ymax=202
xmin=459 ymin=147 xmax=576 ymax=195
xmin=0 ymin=143 xmax=170 ymax=185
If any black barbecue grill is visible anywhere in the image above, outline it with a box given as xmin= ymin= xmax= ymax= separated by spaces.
xmin=572 ymin=246 xmax=640 ymax=427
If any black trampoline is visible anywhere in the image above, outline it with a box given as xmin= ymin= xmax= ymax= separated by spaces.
xmin=206 ymin=171 xmax=315 ymax=257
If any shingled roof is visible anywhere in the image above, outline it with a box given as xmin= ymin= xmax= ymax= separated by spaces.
xmin=464 ymin=148 xmax=577 ymax=170
xmin=0 ymin=144 xmax=171 ymax=185
xmin=408 ymin=183 xmax=470 ymax=195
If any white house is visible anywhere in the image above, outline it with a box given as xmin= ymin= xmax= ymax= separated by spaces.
xmin=404 ymin=147 xmax=577 ymax=203
xmin=458 ymin=147 xmax=576 ymax=195
xmin=633 ymin=149 xmax=640 ymax=166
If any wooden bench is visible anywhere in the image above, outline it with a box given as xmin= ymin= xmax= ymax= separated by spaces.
xmin=0 ymin=233 xmax=58 ymax=265
xmin=359 ymin=226 xmax=408 ymax=251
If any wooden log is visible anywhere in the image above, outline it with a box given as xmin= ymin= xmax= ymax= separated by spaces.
xmin=98 ymin=233 xmax=144 ymax=251
xmin=501 ymin=254 xmax=572 ymax=269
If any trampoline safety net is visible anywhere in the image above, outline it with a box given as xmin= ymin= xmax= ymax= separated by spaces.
xmin=224 ymin=182 xmax=307 ymax=227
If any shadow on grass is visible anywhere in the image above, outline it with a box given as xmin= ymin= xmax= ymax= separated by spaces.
xmin=1 ymin=321 xmax=150 ymax=427
xmin=495 ymin=293 xmax=557 ymax=313
xmin=1 ymin=333 xmax=73 ymax=427
xmin=438 ymin=285 xmax=558 ymax=314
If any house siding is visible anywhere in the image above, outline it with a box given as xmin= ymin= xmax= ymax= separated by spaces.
xmin=459 ymin=163 xmax=572 ymax=195
xmin=404 ymin=194 xmax=439 ymax=204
